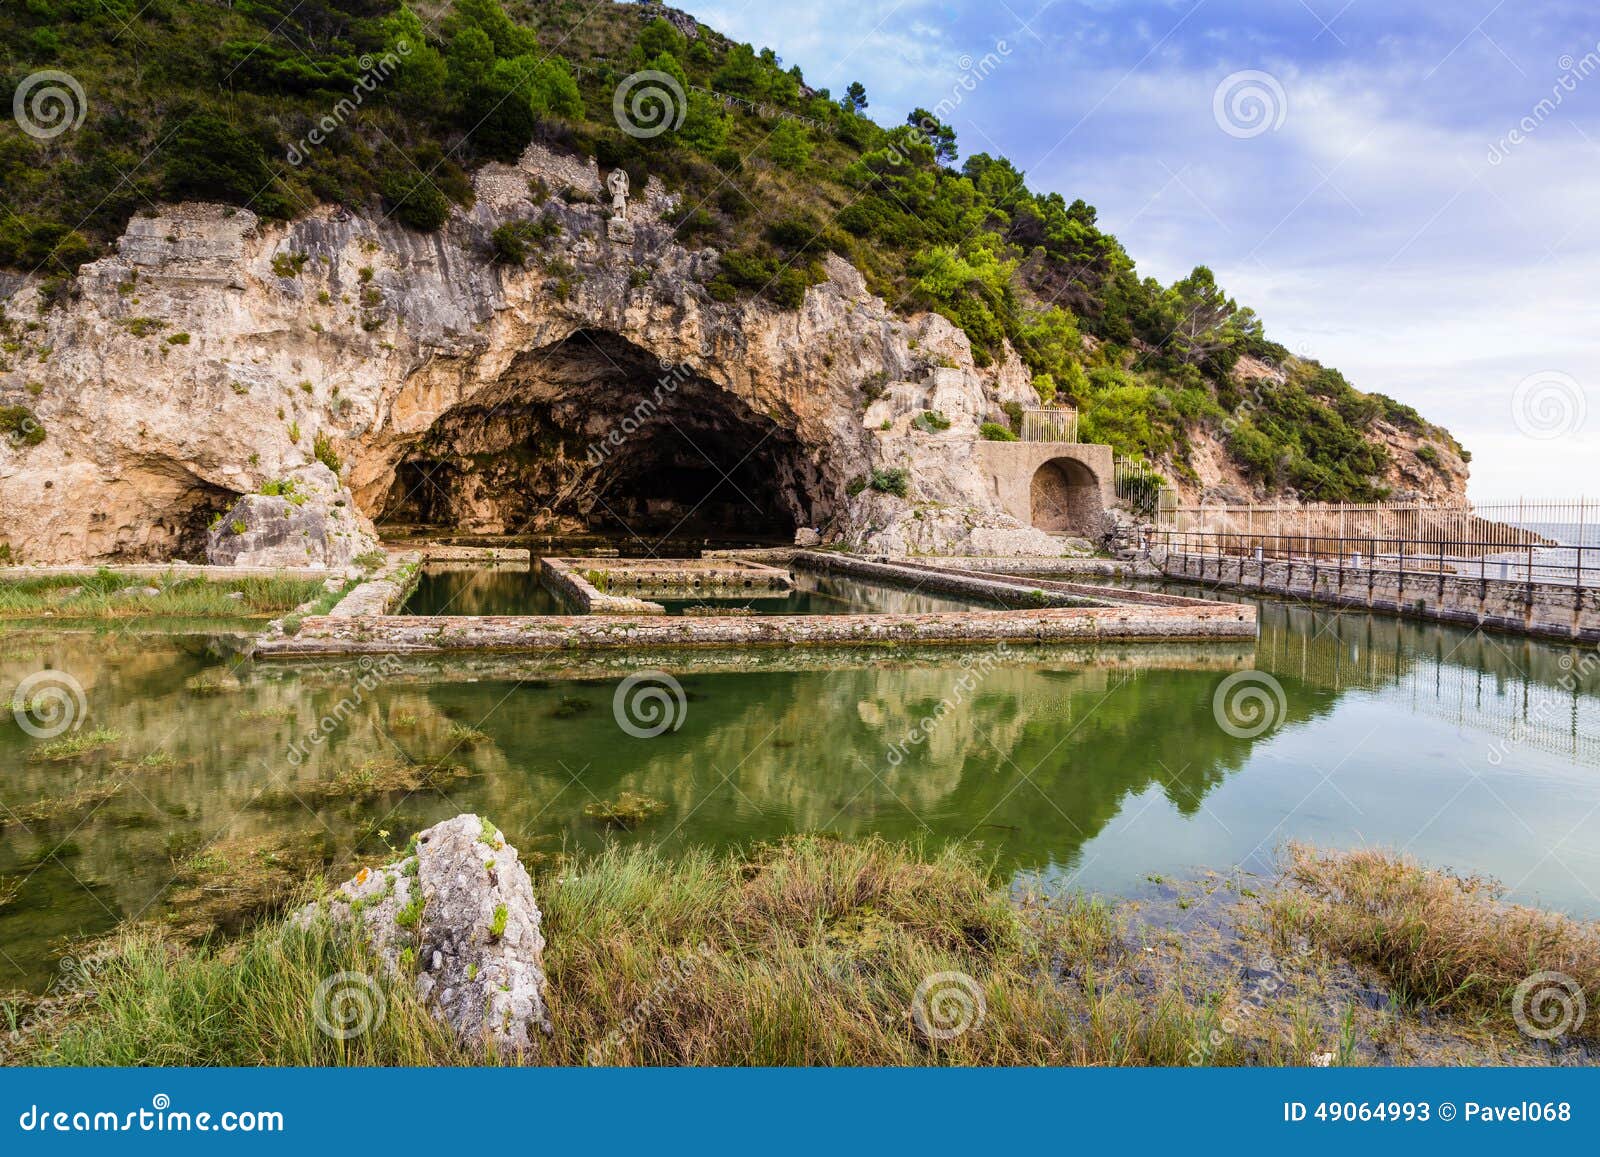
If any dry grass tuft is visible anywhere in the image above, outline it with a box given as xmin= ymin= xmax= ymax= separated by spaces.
xmin=1267 ymin=844 xmax=1600 ymax=1042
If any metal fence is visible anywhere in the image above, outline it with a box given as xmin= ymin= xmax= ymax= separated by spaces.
xmin=1158 ymin=499 xmax=1600 ymax=589
xmin=1019 ymin=407 xmax=1078 ymax=443
xmin=1114 ymin=455 xmax=1164 ymax=517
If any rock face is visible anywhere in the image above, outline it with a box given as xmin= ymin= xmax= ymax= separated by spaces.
xmin=0 ymin=142 xmax=1083 ymax=563
xmin=206 ymin=463 xmax=375 ymax=567
xmin=301 ymin=814 xmax=552 ymax=1057
xmin=1172 ymin=356 xmax=1471 ymax=507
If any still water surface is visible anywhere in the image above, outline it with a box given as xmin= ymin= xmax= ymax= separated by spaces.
xmin=400 ymin=565 xmax=996 ymax=616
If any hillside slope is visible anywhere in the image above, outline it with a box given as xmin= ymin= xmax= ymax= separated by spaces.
xmin=0 ymin=0 xmax=1467 ymax=507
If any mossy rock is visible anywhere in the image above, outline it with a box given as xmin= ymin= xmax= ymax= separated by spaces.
xmin=583 ymin=792 xmax=668 ymax=828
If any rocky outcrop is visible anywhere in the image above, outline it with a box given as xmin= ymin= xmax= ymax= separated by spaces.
xmin=0 ymin=142 xmax=1077 ymax=563
xmin=299 ymin=814 xmax=552 ymax=1057
xmin=206 ymin=463 xmax=376 ymax=568
xmin=1168 ymin=356 xmax=1471 ymax=507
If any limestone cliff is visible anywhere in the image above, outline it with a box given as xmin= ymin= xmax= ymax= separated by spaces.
xmin=0 ymin=144 xmax=1067 ymax=564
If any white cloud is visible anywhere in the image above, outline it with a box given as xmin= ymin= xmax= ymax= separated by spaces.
xmin=679 ymin=1 xmax=1600 ymax=496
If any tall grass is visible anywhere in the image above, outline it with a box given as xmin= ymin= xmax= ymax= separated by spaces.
xmin=17 ymin=838 xmax=1250 ymax=1067
xmin=1267 ymin=844 xmax=1600 ymax=1043
xmin=0 ymin=571 xmax=326 ymax=619
xmin=10 ymin=923 xmax=478 ymax=1067
xmin=18 ymin=841 xmax=1593 ymax=1067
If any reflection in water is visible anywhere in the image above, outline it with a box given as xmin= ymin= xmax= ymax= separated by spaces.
xmin=2 ymin=593 xmax=1598 ymax=990
xmin=401 ymin=566 xmax=996 ymax=617
xmin=1153 ymin=584 xmax=1600 ymax=765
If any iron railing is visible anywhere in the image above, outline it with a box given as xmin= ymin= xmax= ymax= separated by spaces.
xmin=1159 ymin=526 xmax=1598 ymax=589
xmin=1114 ymin=454 xmax=1164 ymax=517
xmin=1019 ymin=407 xmax=1078 ymax=443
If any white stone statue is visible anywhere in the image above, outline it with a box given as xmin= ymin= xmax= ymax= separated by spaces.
xmin=607 ymin=169 xmax=630 ymax=220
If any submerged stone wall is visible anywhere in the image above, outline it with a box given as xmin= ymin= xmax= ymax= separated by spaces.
xmin=1159 ymin=550 xmax=1600 ymax=643
xmin=794 ymin=551 xmax=1110 ymax=608
xmin=536 ymin=558 xmax=664 ymax=615
xmin=255 ymin=600 xmax=1258 ymax=657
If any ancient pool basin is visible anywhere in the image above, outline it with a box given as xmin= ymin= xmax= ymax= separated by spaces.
xmin=256 ymin=549 xmax=1257 ymax=657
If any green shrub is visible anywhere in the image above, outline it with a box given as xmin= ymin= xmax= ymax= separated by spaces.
xmin=490 ymin=218 xmax=557 ymax=265
xmin=313 ymin=432 xmax=342 ymax=474
xmin=120 ymin=317 xmax=166 ymax=338
xmin=380 ymin=170 xmax=451 ymax=233
xmin=979 ymin=422 xmax=1018 ymax=442
xmin=0 ymin=406 xmax=45 ymax=447
xmin=868 ymin=467 xmax=910 ymax=497
xmin=162 ymin=113 xmax=291 ymax=219
xmin=767 ymin=120 xmax=813 ymax=170
xmin=270 ymin=252 xmax=308 ymax=278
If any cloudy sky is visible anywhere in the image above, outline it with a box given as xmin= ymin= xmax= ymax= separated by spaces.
xmin=682 ymin=0 xmax=1599 ymax=498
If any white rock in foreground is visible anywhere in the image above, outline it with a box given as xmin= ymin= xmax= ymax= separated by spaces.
xmin=299 ymin=813 xmax=552 ymax=1056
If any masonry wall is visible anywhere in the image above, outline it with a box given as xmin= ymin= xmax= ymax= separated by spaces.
xmin=1159 ymin=551 xmax=1600 ymax=643
xmin=975 ymin=442 xmax=1116 ymax=536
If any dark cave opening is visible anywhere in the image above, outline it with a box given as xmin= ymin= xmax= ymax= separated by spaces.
xmin=379 ymin=330 xmax=825 ymax=543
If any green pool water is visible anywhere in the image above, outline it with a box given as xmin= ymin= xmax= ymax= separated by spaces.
xmin=2 ymin=592 xmax=1598 ymax=990
xmin=400 ymin=566 xmax=997 ymax=616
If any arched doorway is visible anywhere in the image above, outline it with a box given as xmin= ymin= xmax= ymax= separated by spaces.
xmin=1030 ymin=457 xmax=1103 ymax=537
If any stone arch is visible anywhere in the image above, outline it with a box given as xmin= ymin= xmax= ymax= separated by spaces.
xmin=1030 ymin=457 xmax=1104 ymax=536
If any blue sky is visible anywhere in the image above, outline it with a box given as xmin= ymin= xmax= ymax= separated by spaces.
xmin=682 ymin=0 xmax=1600 ymax=498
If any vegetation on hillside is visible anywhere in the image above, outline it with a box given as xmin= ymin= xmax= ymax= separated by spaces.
xmin=0 ymin=0 xmax=1463 ymax=498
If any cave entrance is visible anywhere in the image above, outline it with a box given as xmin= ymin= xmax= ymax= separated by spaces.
xmin=1030 ymin=457 xmax=1103 ymax=537
xmin=380 ymin=330 xmax=822 ymax=544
